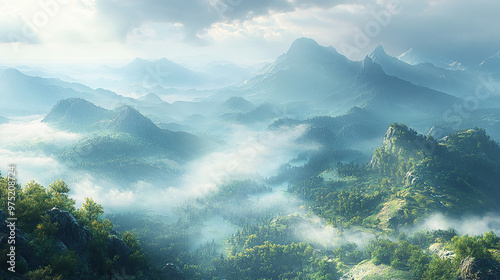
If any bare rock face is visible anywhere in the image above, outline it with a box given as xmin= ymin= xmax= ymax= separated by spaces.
xmin=459 ymin=257 xmax=500 ymax=280
xmin=44 ymin=207 xmax=91 ymax=252
xmin=107 ymin=235 xmax=131 ymax=268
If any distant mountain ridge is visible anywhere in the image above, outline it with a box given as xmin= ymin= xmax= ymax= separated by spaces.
xmin=478 ymin=50 xmax=500 ymax=73
xmin=346 ymin=56 xmax=461 ymax=118
xmin=234 ymin=38 xmax=464 ymax=121
xmin=43 ymin=98 xmax=206 ymax=158
xmin=397 ymin=47 xmax=467 ymax=71
xmin=0 ymin=68 xmax=138 ymax=116
xmin=42 ymin=98 xmax=111 ymax=130
xmin=116 ymin=57 xmax=206 ymax=87
xmin=42 ymin=98 xmax=208 ymax=181
xmin=369 ymin=45 xmax=478 ymax=99
xmin=0 ymin=68 xmax=85 ymax=115
xmin=242 ymin=37 xmax=360 ymax=102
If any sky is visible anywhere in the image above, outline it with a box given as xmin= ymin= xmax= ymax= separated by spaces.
xmin=0 ymin=0 xmax=499 ymax=67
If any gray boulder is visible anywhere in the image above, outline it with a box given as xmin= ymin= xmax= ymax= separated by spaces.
xmin=460 ymin=257 xmax=500 ymax=280
xmin=44 ymin=207 xmax=91 ymax=252
xmin=107 ymin=235 xmax=131 ymax=268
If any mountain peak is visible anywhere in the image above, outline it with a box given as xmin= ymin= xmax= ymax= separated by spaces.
xmin=1 ymin=68 xmax=25 ymax=79
xmin=138 ymin=92 xmax=165 ymax=104
xmin=157 ymin=57 xmax=173 ymax=63
xmin=110 ymin=106 xmax=160 ymax=137
xmin=369 ymin=45 xmax=394 ymax=65
xmin=132 ymin=57 xmax=148 ymax=63
xmin=287 ymin=37 xmax=322 ymax=55
xmin=222 ymin=96 xmax=254 ymax=112
xmin=42 ymin=98 xmax=110 ymax=131
xmin=283 ymin=37 xmax=344 ymax=63
xmin=399 ymin=48 xmax=467 ymax=70
xmin=371 ymin=45 xmax=388 ymax=57
xmin=123 ymin=57 xmax=150 ymax=69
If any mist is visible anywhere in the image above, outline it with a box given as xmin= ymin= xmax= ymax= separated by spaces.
xmin=412 ymin=212 xmax=500 ymax=236
xmin=2 ymin=27 xmax=500 ymax=279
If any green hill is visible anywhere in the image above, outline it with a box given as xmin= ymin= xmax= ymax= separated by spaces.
xmin=288 ymin=123 xmax=500 ymax=230
xmin=43 ymin=98 xmax=209 ymax=182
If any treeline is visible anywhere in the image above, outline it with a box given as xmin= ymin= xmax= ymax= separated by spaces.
xmin=0 ymin=175 xmax=154 ymax=280
xmin=365 ymin=229 xmax=500 ymax=279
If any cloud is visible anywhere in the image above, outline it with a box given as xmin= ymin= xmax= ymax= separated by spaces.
xmin=414 ymin=213 xmax=500 ymax=236
xmin=0 ymin=118 xmax=82 ymax=184
xmin=178 ymin=124 xmax=318 ymax=198
xmin=92 ymin=0 xmax=337 ymax=42
xmin=2 ymin=0 xmax=499 ymax=66
xmin=294 ymin=214 xmax=374 ymax=248
xmin=0 ymin=148 xmax=66 ymax=185
xmin=371 ymin=0 xmax=500 ymax=64
xmin=191 ymin=215 xmax=238 ymax=251
xmin=0 ymin=0 xmax=345 ymax=44
xmin=69 ymin=174 xmax=139 ymax=210
xmin=0 ymin=118 xmax=82 ymax=148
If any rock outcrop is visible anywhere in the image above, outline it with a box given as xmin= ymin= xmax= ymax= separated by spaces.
xmin=44 ymin=207 xmax=91 ymax=252
xmin=460 ymin=257 xmax=500 ymax=280
xmin=107 ymin=235 xmax=131 ymax=268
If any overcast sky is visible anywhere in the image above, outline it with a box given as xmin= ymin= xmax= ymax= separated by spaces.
xmin=0 ymin=0 xmax=499 ymax=67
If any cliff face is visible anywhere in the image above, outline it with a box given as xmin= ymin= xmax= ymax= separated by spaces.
xmin=45 ymin=208 xmax=92 ymax=253
xmin=369 ymin=123 xmax=435 ymax=169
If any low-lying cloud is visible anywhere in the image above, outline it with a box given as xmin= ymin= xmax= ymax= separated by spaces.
xmin=415 ymin=212 xmax=500 ymax=236
xmin=0 ymin=118 xmax=82 ymax=184
xmin=178 ymin=124 xmax=318 ymax=198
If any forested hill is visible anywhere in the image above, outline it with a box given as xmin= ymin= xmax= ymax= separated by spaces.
xmin=0 ymin=176 xmax=175 ymax=280
xmin=2 ymin=124 xmax=500 ymax=279
xmin=288 ymin=123 xmax=500 ymax=230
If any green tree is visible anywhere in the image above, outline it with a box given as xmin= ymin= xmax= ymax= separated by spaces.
xmin=24 ymin=265 xmax=63 ymax=280
xmin=391 ymin=241 xmax=418 ymax=270
xmin=76 ymin=197 xmax=104 ymax=226
xmin=408 ymin=249 xmax=430 ymax=278
xmin=123 ymin=231 xmax=147 ymax=271
xmin=30 ymin=215 xmax=60 ymax=264
xmin=313 ymin=259 xmax=340 ymax=280
xmin=451 ymin=235 xmax=491 ymax=261
xmin=367 ymin=238 xmax=396 ymax=265
xmin=48 ymin=180 xmax=75 ymax=212
xmin=423 ymin=256 xmax=457 ymax=280
xmin=482 ymin=231 xmax=500 ymax=248
xmin=50 ymin=250 xmax=78 ymax=278
xmin=75 ymin=197 xmax=113 ymax=274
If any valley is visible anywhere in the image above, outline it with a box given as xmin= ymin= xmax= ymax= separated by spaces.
xmin=1 ymin=37 xmax=500 ymax=279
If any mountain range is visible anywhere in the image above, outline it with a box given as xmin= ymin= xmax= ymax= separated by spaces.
xmin=478 ymin=50 xmax=500 ymax=73
xmin=397 ymin=47 xmax=467 ymax=71
xmin=0 ymin=68 xmax=138 ymax=116
xmin=226 ymin=38 xmax=465 ymax=125
xmin=42 ymin=98 xmax=208 ymax=181
xmin=369 ymin=46 xmax=483 ymax=100
xmin=3 ymin=37 xmax=500 ymax=123
xmin=116 ymin=57 xmax=205 ymax=88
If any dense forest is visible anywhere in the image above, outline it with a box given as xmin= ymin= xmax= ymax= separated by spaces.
xmin=2 ymin=124 xmax=500 ymax=279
